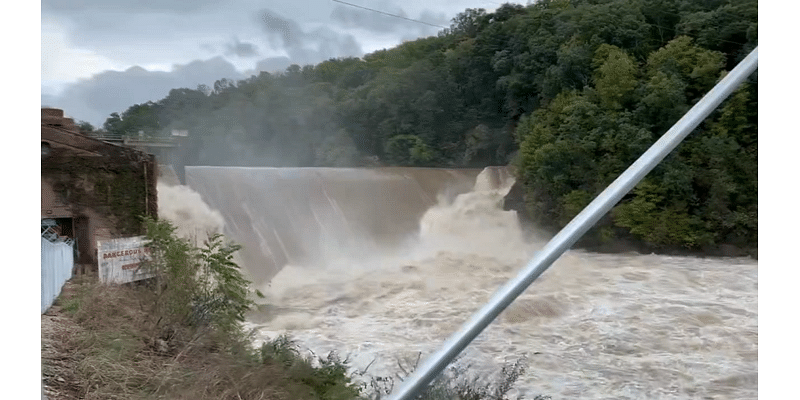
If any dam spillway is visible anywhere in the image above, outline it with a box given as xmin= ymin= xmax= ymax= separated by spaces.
xmin=184 ymin=166 xmax=513 ymax=284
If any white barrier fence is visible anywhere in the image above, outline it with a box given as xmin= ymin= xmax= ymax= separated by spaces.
xmin=41 ymin=237 xmax=74 ymax=314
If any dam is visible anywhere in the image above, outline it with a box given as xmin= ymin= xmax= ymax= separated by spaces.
xmin=183 ymin=166 xmax=512 ymax=284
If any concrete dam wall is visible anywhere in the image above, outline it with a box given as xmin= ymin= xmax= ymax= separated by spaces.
xmin=184 ymin=166 xmax=513 ymax=284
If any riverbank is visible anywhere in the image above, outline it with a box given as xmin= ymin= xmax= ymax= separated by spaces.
xmin=41 ymin=217 xmax=537 ymax=400
xmin=40 ymin=277 xmax=365 ymax=400
xmin=502 ymin=181 xmax=758 ymax=260
xmin=41 ymin=277 xmax=541 ymax=400
xmin=41 ymin=284 xmax=83 ymax=400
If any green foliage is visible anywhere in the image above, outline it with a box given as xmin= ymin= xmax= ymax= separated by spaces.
xmin=142 ymin=217 xmax=256 ymax=341
xmin=259 ymin=335 xmax=362 ymax=400
xmin=593 ymin=44 xmax=639 ymax=109
xmin=447 ymin=8 xmax=489 ymax=38
xmin=195 ymin=233 xmax=254 ymax=334
xmin=103 ymin=102 xmax=162 ymax=137
xmin=635 ymin=70 xmax=688 ymax=133
xmin=613 ymin=179 xmax=707 ymax=248
xmin=384 ymin=134 xmax=436 ymax=166
xmin=561 ymin=189 xmax=594 ymax=225
xmin=674 ymin=0 xmax=757 ymax=66
xmin=259 ymin=334 xmax=302 ymax=368
xmin=77 ymin=120 xmax=96 ymax=133
xmin=645 ymin=36 xmax=725 ymax=98
xmin=362 ymin=354 xmax=540 ymax=400
xmin=43 ymin=156 xmax=151 ymax=235
xmin=513 ymin=1 xmax=756 ymax=252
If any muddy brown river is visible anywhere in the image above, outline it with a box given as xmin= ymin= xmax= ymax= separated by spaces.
xmin=164 ymin=166 xmax=757 ymax=399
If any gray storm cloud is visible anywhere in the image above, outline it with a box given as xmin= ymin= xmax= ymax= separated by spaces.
xmin=259 ymin=9 xmax=364 ymax=66
xmin=262 ymin=10 xmax=300 ymax=48
xmin=330 ymin=3 xmax=413 ymax=33
xmin=200 ymin=42 xmax=217 ymax=53
xmin=44 ymin=57 xmax=246 ymax=126
xmin=329 ymin=3 xmax=445 ymax=35
xmin=226 ymin=38 xmax=260 ymax=58
xmin=43 ymin=0 xmax=218 ymax=13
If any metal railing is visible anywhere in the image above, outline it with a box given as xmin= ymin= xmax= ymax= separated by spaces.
xmin=89 ymin=134 xmax=177 ymax=147
xmin=41 ymin=219 xmax=74 ymax=247
xmin=389 ymin=46 xmax=759 ymax=400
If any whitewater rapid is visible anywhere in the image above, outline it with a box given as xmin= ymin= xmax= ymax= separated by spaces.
xmin=162 ymin=167 xmax=758 ymax=399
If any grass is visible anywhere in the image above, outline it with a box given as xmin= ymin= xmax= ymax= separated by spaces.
xmin=359 ymin=351 xmax=550 ymax=400
xmin=47 ymin=279 xmax=363 ymax=400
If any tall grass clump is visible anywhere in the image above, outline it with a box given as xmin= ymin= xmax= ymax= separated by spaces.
xmin=360 ymin=353 xmax=551 ymax=400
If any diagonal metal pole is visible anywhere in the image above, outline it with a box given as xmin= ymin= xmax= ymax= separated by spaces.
xmin=389 ymin=46 xmax=758 ymax=400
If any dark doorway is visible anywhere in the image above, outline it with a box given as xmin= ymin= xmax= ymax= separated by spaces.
xmin=52 ymin=217 xmax=74 ymax=238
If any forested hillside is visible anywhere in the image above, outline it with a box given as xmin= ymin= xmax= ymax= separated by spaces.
xmin=94 ymin=0 xmax=757 ymax=254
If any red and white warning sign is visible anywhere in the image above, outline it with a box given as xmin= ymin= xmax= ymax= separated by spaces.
xmin=97 ymin=236 xmax=154 ymax=283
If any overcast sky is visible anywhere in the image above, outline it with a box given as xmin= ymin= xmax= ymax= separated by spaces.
xmin=42 ymin=0 xmax=521 ymax=126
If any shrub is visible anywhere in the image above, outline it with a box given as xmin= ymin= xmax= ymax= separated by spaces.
xmin=258 ymin=334 xmax=363 ymax=400
xmin=140 ymin=216 xmax=261 ymax=348
xmin=360 ymin=352 xmax=551 ymax=400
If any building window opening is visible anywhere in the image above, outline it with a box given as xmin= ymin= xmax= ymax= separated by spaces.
xmin=41 ymin=217 xmax=74 ymax=243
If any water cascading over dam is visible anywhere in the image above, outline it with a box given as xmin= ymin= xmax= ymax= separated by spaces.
xmin=184 ymin=166 xmax=514 ymax=284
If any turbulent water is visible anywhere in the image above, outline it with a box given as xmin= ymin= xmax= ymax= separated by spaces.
xmin=184 ymin=167 xmax=482 ymax=284
xmin=166 ymin=166 xmax=757 ymax=400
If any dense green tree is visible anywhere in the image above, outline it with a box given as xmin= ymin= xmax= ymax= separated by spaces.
xmin=384 ymin=134 xmax=436 ymax=166
xmin=102 ymin=102 xmax=162 ymax=137
xmin=76 ymin=120 xmax=96 ymax=134
xmin=675 ymin=0 xmax=758 ymax=67
xmin=592 ymin=44 xmax=639 ymax=109
xmin=645 ymin=36 xmax=725 ymax=100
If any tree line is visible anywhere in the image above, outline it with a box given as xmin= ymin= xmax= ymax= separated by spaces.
xmin=87 ymin=0 xmax=757 ymax=253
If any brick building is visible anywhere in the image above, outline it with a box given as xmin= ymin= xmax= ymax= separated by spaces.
xmin=41 ymin=108 xmax=158 ymax=275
